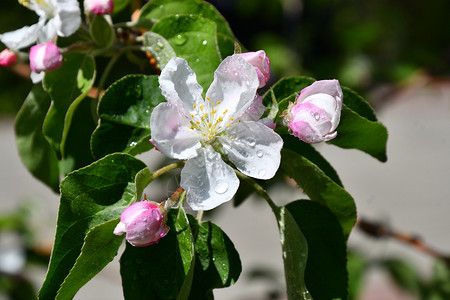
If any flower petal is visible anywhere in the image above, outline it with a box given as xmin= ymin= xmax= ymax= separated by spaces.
xmin=0 ymin=24 xmax=40 ymax=50
xmin=150 ymin=103 xmax=201 ymax=160
xmin=159 ymin=57 xmax=204 ymax=116
xmin=56 ymin=4 xmax=82 ymax=37
xmin=220 ymin=121 xmax=283 ymax=179
xmin=238 ymin=94 xmax=265 ymax=122
xmin=297 ymin=80 xmax=343 ymax=131
xmin=206 ymin=54 xmax=259 ymax=122
xmin=181 ymin=147 xmax=239 ymax=210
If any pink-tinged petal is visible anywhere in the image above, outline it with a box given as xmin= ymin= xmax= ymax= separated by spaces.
xmin=259 ymin=117 xmax=276 ymax=130
xmin=29 ymin=42 xmax=62 ymax=73
xmin=238 ymin=50 xmax=270 ymax=88
xmin=206 ymin=54 xmax=259 ymax=122
xmin=150 ymin=103 xmax=201 ymax=160
xmin=289 ymin=102 xmax=334 ymax=143
xmin=297 ymin=80 xmax=343 ymax=105
xmin=220 ymin=121 xmax=283 ymax=179
xmin=238 ymin=94 xmax=265 ymax=122
xmin=159 ymin=57 xmax=204 ymax=116
xmin=181 ymin=147 xmax=239 ymax=210
xmin=0 ymin=49 xmax=18 ymax=67
xmin=84 ymin=0 xmax=114 ymax=15
xmin=114 ymin=201 xmax=169 ymax=247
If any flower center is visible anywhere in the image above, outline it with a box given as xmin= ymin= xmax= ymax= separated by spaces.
xmin=189 ymin=97 xmax=234 ymax=142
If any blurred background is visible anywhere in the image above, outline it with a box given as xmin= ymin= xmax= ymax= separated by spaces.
xmin=0 ymin=0 xmax=449 ymax=299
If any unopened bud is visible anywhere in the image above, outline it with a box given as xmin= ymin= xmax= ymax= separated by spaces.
xmin=29 ymin=42 xmax=62 ymax=73
xmin=0 ymin=49 xmax=18 ymax=67
xmin=238 ymin=50 xmax=270 ymax=88
xmin=113 ymin=200 xmax=169 ymax=247
xmin=84 ymin=0 xmax=114 ymax=15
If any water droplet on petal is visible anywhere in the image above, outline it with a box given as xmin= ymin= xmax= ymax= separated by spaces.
xmin=215 ymin=180 xmax=229 ymax=194
xmin=314 ymin=112 xmax=320 ymax=120
xmin=258 ymin=169 xmax=266 ymax=177
xmin=257 ymin=150 xmax=264 ymax=158
xmin=246 ymin=137 xmax=256 ymax=147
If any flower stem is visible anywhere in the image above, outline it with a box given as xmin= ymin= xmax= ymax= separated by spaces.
xmin=151 ymin=161 xmax=185 ymax=181
xmin=196 ymin=210 xmax=204 ymax=222
xmin=235 ymin=171 xmax=279 ymax=213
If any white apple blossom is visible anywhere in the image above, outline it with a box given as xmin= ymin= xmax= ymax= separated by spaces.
xmin=150 ymin=55 xmax=283 ymax=210
xmin=0 ymin=0 xmax=81 ymax=50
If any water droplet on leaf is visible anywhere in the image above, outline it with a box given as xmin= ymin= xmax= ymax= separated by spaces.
xmin=174 ymin=33 xmax=187 ymax=46
xmin=202 ymin=40 xmax=207 ymax=45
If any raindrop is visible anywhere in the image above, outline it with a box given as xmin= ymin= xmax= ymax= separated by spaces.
xmin=174 ymin=33 xmax=187 ymax=46
xmin=202 ymin=40 xmax=208 ymax=45
xmin=257 ymin=150 xmax=264 ymax=158
xmin=258 ymin=169 xmax=266 ymax=177
xmin=234 ymin=72 xmax=238 ymax=77
xmin=157 ymin=41 xmax=164 ymax=48
xmin=314 ymin=112 xmax=320 ymax=120
xmin=246 ymin=137 xmax=256 ymax=147
xmin=251 ymin=166 xmax=256 ymax=171
xmin=129 ymin=141 xmax=137 ymax=147
xmin=215 ymin=180 xmax=229 ymax=194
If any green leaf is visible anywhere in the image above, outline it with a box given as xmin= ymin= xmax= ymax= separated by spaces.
xmin=286 ymin=200 xmax=348 ymax=300
xmin=61 ymin=96 xmax=96 ymax=174
xmin=187 ymin=215 xmax=241 ymax=299
xmin=330 ymin=103 xmax=388 ymax=162
xmin=262 ymin=76 xmax=315 ymax=122
xmin=15 ymin=85 xmax=60 ymax=192
xmin=91 ymin=75 xmax=165 ymax=159
xmin=274 ymin=206 xmax=311 ymax=300
xmin=139 ymin=0 xmax=234 ymax=37
xmin=280 ymin=132 xmax=342 ymax=186
xmin=113 ymin=0 xmax=130 ymax=14
xmin=39 ymin=153 xmax=147 ymax=300
xmin=42 ymin=53 xmax=96 ymax=155
xmin=347 ymin=252 xmax=367 ymax=300
xmin=90 ymin=15 xmax=115 ymax=48
xmin=280 ymin=149 xmax=356 ymax=238
xmin=151 ymin=14 xmax=223 ymax=89
xmin=120 ymin=207 xmax=195 ymax=299
xmin=142 ymin=31 xmax=177 ymax=69
xmin=382 ymin=259 xmax=423 ymax=296
xmin=56 ymin=219 xmax=124 ymax=299
xmin=342 ymin=87 xmax=377 ymax=122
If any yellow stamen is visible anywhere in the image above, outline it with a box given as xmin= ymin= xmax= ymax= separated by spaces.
xmin=223 ymin=109 xmax=228 ymax=114
xmin=230 ymin=117 xmax=234 ymax=121
xmin=206 ymin=97 xmax=210 ymax=101
xmin=216 ymin=101 xmax=221 ymax=105
xmin=193 ymin=104 xmax=196 ymax=109
xmin=202 ymin=133 xmax=206 ymax=136
xmin=196 ymin=121 xmax=200 ymax=124
xmin=200 ymin=104 xmax=204 ymax=110
xmin=18 ymin=0 xmax=30 ymax=7
xmin=211 ymin=110 xmax=217 ymax=114
xmin=189 ymin=126 xmax=193 ymax=129
xmin=209 ymin=134 xmax=214 ymax=139
xmin=229 ymin=136 xmax=233 ymax=139
xmin=226 ymin=123 xmax=232 ymax=127
xmin=190 ymin=114 xmax=195 ymax=118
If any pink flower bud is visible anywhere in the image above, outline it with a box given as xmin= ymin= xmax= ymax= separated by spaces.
xmin=84 ymin=0 xmax=114 ymax=15
xmin=0 ymin=49 xmax=18 ymax=67
xmin=238 ymin=50 xmax=270 ymax=88
xmin=113 ymin=200 xmax=170 ymax=247
xmin=29 ymin=42 xmax=63 ymax=73
xmin=288 ymin=80 xmax=343 ymax=144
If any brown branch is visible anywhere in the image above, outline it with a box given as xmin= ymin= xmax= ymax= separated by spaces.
xmin=356 ymin=218 xmax=450 ymax=267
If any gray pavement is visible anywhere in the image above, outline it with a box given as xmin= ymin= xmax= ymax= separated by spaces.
xmin=0 ymin=78 xmax=449 ymax=299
